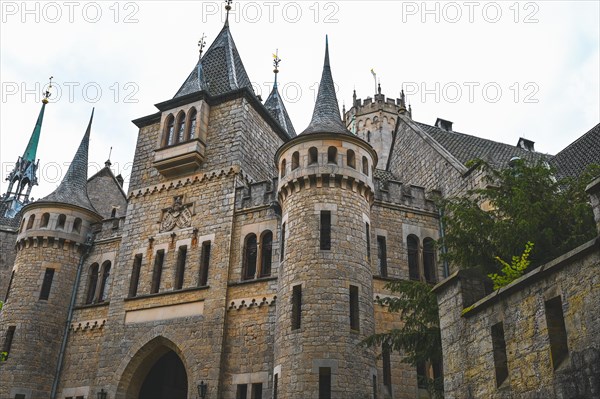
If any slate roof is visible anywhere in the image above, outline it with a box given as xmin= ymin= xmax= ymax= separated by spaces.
xmin=264 ymin=84 xmax=296 ymax=138
xmin=301 ymin=36 xmax=351 ymax=136
xmin=550 ymin=123 xmax=600 ymax=179
xmin=174 ymin=24 xmax=254 ymax=98
xmin=38 ymin=110 xmax=98 ymax=214
xmin=0 ymin=202 xmax=21 ymax=229
xmin=414 ymin=121 xmax=551 ymax=168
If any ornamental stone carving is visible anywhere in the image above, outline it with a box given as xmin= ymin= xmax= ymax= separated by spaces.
xmin=160 ymin=196 xmax=193 ymax=232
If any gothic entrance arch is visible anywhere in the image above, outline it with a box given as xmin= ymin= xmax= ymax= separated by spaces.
xmin=138 ymin=350 xmax=187 ymax=399
xmin=116 ymin=336 xmax=189 ymax=399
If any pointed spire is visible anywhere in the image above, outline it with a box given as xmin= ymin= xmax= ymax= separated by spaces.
xmin=22 ymin=102 xmax=46 ymax=163
xmin=265 ymin=50 xmax=296 ymax=137
xmin=40 ymin=109 xmax=98 ymax=213
xmin=301 ymin=35 xmax=348 ymax=135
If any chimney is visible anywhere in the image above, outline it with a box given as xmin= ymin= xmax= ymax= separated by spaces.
xmin=585 ymin=176 xmax=600 ymax=235
xmin=517 ymin=137 xmax=535 ymax=152
xmin=116 ymin=174 xmax=124 ymax=188
xmin=435 ymin=118 xmax=453 ymax=131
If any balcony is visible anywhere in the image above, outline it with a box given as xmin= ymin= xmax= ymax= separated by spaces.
xmin=153 ymin=139 xmax=206 ymax=177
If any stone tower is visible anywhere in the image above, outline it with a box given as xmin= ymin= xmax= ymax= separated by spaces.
xmin=0 ymin=111 xmax=102 ymax=399
xmin=344 ymin=86 xmax=410 ymax=168
xmin=274 ymin=38 xmax=378 ymax=398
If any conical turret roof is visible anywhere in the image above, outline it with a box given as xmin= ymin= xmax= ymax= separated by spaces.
xmin=40 ymin=109 xmax=97 ymax=213
xmin=301 ymin=36 xmax=349 ymax=135
xmin=174 ymin=24 xmax=254 ymax=98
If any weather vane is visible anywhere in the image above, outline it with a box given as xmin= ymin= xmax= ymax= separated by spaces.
xmin=273 ymin=49 xmax=281 ymax=72
xmin=198 ymin=33 xmax=207 ymax=58
xmin=42 ymin=76 xmax=53 ymax=104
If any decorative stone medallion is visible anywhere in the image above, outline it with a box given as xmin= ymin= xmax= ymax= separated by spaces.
xmin=160 ymin=196 xmax=193 ymax=232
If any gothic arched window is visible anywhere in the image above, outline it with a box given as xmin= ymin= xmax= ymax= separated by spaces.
xmin=98 ymin=261 xmax=111 ymax=302
xmin=188 ymin=108 xmax=197 ymax=140
xmin=408 ymin=235 xmax=420 ymax=281
xmin=175 ymin=112 xmax=186 ymax=143
xmin=243 ymin=234 xmax=258 ymax=280
xmin=86 ymin=263 xmax=99 ymax=304
xmin=164 ymin=114 xmax=175 ymax=146
xmin=423 ymin=238 xmax=437 ymax=284
xmin=260 ymin=231 xmax=273 ymax=277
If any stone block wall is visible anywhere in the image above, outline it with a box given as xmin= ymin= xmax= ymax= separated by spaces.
xmin=434 ymin=238 xmax=600 ymax=399
xmin=0 ymin=228 xmax=17 ymax=301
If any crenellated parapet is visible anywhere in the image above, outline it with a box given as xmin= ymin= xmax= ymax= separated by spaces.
xmin=374 ymin=176 xmax=438 ymax=213
xmin=235 ymin=179 xmax=278 ymax=210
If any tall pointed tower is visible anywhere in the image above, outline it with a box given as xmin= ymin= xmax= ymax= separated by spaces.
xmin=1 ymin=83 xmax=52 ymax=218
xmin=264 ymin=51 xmax=296 ymax=137
xmin=274 ymin=37 xmax=378 ymax=398
xmin=0 ymin=111 xmax=103 ymax=398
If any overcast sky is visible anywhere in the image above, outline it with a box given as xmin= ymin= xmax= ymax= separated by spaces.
xmin=1 ymin=0 xmax=598 ymax=198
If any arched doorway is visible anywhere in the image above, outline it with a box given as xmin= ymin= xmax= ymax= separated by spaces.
xmin=138 ymin=350 xmax=188 ymax=399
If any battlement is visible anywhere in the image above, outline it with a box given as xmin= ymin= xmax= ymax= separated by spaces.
xmin=373 ymin=176 xmax=438 ymax=213
xmin=235 ymin=178 xmax=278 ymax=210
xmin=93 ymin=216 xmax=126 ymax=241
xmin=347 ymin=94 xmax=403 ymax=117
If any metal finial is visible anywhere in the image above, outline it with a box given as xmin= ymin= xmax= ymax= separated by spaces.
xmin=42 ymin=76 xmax=53 ymax=104
xmin=225 ymin=0 xmax=233 ymax=24
xmin=272 ymin=49 xmax=281 ymax=88
xmin=106 ymin=146 xmax=113 ymax=167
xmin=198 ymin=33 xmax=207 ymax=58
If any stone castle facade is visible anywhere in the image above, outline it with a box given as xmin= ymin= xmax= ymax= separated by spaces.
xmin=1 ymin=15 xmax=599 ymax=399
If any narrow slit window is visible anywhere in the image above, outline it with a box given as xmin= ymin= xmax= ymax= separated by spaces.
xmin=372 ymin=375 xmax=377 ymax=399
xmin=5 ymin=270 xmax=15 ymax=302
xmin=2 ymin=326 xmax=16 ymax=360
xmin=97 ymin=261 xmax=111 ymax=302
xmin=383 ymin=345 xmax=392 ymax=390
xmin=86 ymin=263 xmax=99 ymax=304
xmin=273 ymin=374 xmax=278 ymax=399
xmin=39 ymin=268 xmax=55 ymax=300
xmin=545 ymin=296 xmax=569 ymax=369
xmin=129 ymin=254 xmax=142 ymax=297
xmin=377 ymin=236 xmax=388 ymax=277
xmin=320 ymin=211 xmax=331 ymax=250
xmin=362 ymin=156 xmax=369 ymax=175
xmin=423 ymin=238 xmax=437 ymax=284
xmin=292 ymin=284 xmax=302 ymax=330
xmin=199 ymin=241 xmax=211 ymax=286
xmin=280 ymin=223 xmax=286 ymax=262
xmin=260 ymin=231 xmax=273 ymax=277
xmin=319 ymin=367 xmax=332 ymax=399
xmin=280 ymin=159 xmax=287 ymax=178
xmin=292 ymin=151 xmax=300 ymax=170
xmin=151 ymin=250 xmax=165 ymax=294
xmin=491 ymin=322 xmax=509 ymax=387
xmin=350 ymin=285 xmax=360 ymax=331
xmin=365 ymin=223 xmax=371 ymax=262
xmin=174 ymin=245 xmax=187 ymax=290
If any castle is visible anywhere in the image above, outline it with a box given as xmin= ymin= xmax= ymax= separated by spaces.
xmin=1 ymin=7 xmax=599 ymax=399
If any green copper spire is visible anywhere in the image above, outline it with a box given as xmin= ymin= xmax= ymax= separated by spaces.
xmin=22 ymin=102 xmax=46 ymax=163
xmin=22 ymin=77 xmax=53 ymax=163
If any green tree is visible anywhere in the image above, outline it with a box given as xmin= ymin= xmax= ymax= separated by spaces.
xmin=440 ymin=160 xmax=599 ymax=275
xmin=362 ymin=280 xmax=443 ymax=398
